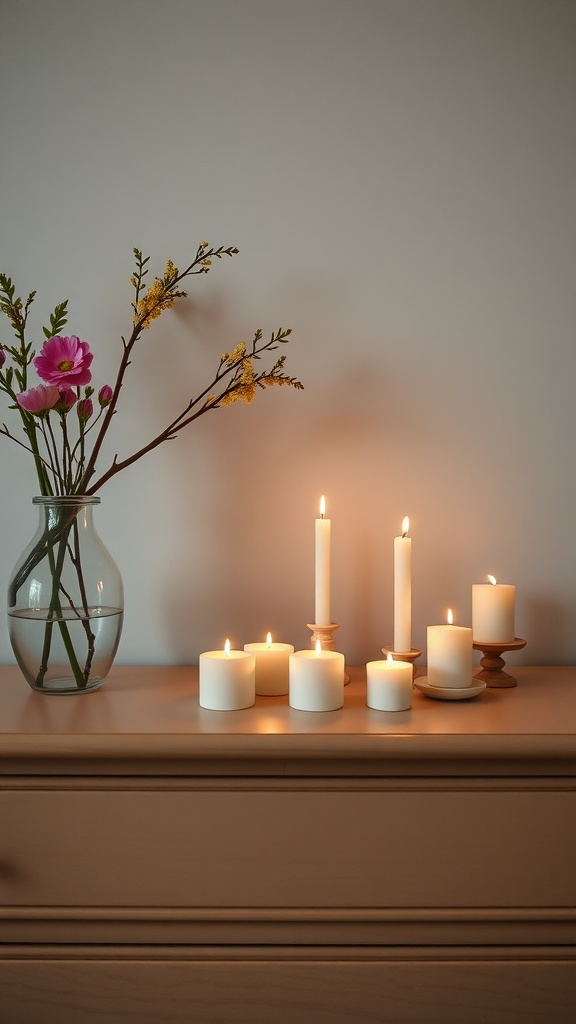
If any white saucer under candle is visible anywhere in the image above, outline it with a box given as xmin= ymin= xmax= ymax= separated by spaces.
xmin=244 ymin=633 xmax=294 ymax=695
xmin=289 ymin=642 xmax=345 ymax=712
xmin=199 ymin=640 xmax=256 ymax=710
xmin=427 ymin=609 xmax=472 ymax=689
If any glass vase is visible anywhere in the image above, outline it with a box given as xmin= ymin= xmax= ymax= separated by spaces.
xmin=7 ymin=496 xmax=123 ymax=694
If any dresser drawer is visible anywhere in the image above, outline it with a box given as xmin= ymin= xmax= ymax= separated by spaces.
xmin=2 ymin=787 xmax=574 ymax=909
xmin=2 ymin=956 xmax=576 ymax=1024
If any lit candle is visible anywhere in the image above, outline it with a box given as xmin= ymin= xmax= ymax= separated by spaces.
xmin=472 ymin=576 xmax=516 ymax=643
xmin=199 ymin=639 xmax=256 ymax=710
xmin=394 ymin=516 xmax=411 ymax=653
xmin=427 ymin=609 xmax=472 ymax=688
xmin=289 ymin=639 xmax=345 ymax=711
xmin=315 ymin=494 xmax=331 ymax=626
xmin=366 ymin=651 xmax=412 ymax=711
xmin=244 ymin=632 xmax=294 ymax=695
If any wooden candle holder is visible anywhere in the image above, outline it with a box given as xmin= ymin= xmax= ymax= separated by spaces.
xmin=308 ymin=622 xmax=340 ymax=651
xmin=473 ymin=638 xmax=527 ymax=688
xmin=307 ymin=623 xmax=350 ymax=684
xmin=381 ymin=646 xmax=423 ymax=681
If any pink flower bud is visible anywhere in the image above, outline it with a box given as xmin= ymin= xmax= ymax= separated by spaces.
xmin=56 ymin=387 xmax=77 ymax=413
xmin=98 ymin=384 xmax=113 ymax=407
xmin=77 ymin=397 xmax=93 ymax=422
xmin=0 ymin=348 xmax=6 ymax=369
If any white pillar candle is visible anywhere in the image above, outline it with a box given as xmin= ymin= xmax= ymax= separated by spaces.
xmin=427 ymin=610 xmax=472 ymax=688
xmin=472 ymin=576 xmax=516 ymax=643
xmin=394 ymin=516 xmax=411 ymax=652
xmin=289 ymin=642 xmax=345 ymax=711
xmin=367 ymin=652 xmax=412 ymax=711
xmin=199 ymin=640 xmax=256 ymax=710
xmin=315 ymin=495 xmax=331 ymax=626
xmin=244 ymin=632 xmax=294 ymax=695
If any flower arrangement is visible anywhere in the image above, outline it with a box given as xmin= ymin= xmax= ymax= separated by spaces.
xmin=0 ymin=243 xmax=303 ymax=497
xmin=0 ymin=243 xmax=303 ymax=693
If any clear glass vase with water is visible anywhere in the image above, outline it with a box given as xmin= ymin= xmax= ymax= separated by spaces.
xmin=8 ymin=496 xmax=123 ymax=694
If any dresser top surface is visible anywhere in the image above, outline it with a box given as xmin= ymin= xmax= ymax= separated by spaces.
xmin=1 ymin=664 xmax=575 ymax=774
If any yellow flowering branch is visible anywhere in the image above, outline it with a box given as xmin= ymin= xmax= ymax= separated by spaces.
xmin=78 ymin=249 xmax=302 ymax=494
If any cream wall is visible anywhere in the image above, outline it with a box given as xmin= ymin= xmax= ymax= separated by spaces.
xmin=1 ymin=0 xmax=575 ymax=667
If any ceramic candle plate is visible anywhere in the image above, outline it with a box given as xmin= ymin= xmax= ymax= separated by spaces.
xmin=414 ymin=678 xmax=486 ymax=701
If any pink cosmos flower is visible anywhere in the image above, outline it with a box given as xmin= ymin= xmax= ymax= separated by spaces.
xmin=17 ymin=384 xmax=61 ymax=415
xmin=34 ymin=335 xmax=93 ymax=387
xmin=98 ymin=384 xmax=113 ymax=407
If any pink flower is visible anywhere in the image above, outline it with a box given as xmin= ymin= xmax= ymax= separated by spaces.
xmin=56 ymin=387 xmax=77 ymax=413
xmin=34 ymin=335 xmax=93 ymax=387
xmin=17 ymin=384 xmax=61 ymax=414
xmin=98 ymin=384 xmax=113 ymax=407
xmin=0 ymin=348 xmax=6 ymax=369
xmin=77 ymin=397 xmax=93 ymax=422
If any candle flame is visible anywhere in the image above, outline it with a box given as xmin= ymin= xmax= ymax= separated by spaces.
xmin=401 ymin=516 xmax=409 ymax=537
xmin=266 ymin=631 xmax=272 ymax=647
xmin=315 ymin=638 xmax=322 ymax=656
xmin=224 ymin=638 xmax=231 ymax=656
xmin=319 ymin=494 xmax=326 ymax=518
xmin=447 ymin=608 xmax=454 ymax=626
xmin=488 ymin=574 xmax=497 ymax=586
xmin=387 ymin=651 xmax=394 ymax=667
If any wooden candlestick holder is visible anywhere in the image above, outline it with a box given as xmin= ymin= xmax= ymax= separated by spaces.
xmin=307 ymin=623 xmax=350 ymax=684
xmin=381 ymin=646 xmax=422 ymax=681
xmin=473 ymin=638 xmax=527 ymax=687
xmin=308 ymin=622 xmax=340 ymax=651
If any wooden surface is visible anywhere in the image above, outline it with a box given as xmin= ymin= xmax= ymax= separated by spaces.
xmin=1 ymin=664 xmax=576 ymax=1022
xmin=1 ymin=662 xmax=576 ymax=774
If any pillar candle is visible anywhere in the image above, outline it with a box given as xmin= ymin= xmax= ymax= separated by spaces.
xmin=244 ymin=633 xmax=294 ymax=695
xmin=315 ymin=495 xmax=331 ymax=626
xmin=366 ymin=653 xmax=412 ymax=711
xmin=427 ymin=610 xmax=472 ymax=688
xmin=472 ymin=577 xmax=516 ymax=643
xmin=289 ymin=643 xmax=345 ymax=711
xmin=199 ymin=640 xmax=256 ymax=710
xmin=394 ymin=516 xmax=411 ymax=653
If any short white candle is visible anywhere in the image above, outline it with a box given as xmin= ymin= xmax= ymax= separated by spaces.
xmin=472 ymin=576 xmax=516 ymax=643
xmin=427 ymin=609 xmax=473 ymax=688
xmin=289 ymin=641 xmax=345 ymax=712
xmin=199 ymin=639 xmax=256 ymax=710
xmin=367 ymin=652 xmax=412 ymax=711
xmin=244 ymin=632 xmax=294 ymax=695
xmin=315 ymin=495 xmax=331 ymax=626
xmin=394 ymin=515 xmax=411 ymax=653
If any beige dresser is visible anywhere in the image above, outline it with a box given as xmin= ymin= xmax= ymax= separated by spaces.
xmin=1 ymin=663 xmax=575 ymax=1023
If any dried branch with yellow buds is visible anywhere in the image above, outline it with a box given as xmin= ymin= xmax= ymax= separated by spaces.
xmin=0 ymin=243 xmax=303 ymax=498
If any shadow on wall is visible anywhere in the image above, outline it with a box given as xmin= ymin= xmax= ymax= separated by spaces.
xmin=151 ymin=350 xmax=440 ymax=662
xmin=524 ymin=595 xmax=575 ymax=664
xmin=114 ymin=269 xmax=547 ymax=664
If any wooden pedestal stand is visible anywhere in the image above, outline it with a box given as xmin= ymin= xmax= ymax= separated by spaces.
xmin=473 ymin=638 xmax=527 ymax=687
xmin=307 ymin=622 xmax=350 ymax=684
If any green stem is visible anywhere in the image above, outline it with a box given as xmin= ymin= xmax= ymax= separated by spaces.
xmin=8 ymin=513 xmax=75 ymax=607
xmin=69 ymin=518 xmax=96 ymax=678
xmin=36 ymin=518 xmax=87 ymax=689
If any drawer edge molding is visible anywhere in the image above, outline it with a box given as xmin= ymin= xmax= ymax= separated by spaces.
xmin=2 ymin=905 xmax=576 ymax=948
